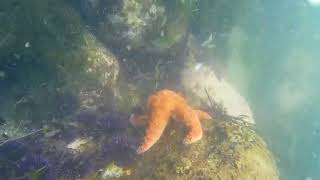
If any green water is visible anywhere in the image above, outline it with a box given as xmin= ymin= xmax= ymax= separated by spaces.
xmin=0 ymin=0 xmax=319 ymax=179
xmin=180 ymin=0 xmax=320 ymax=179
xmin=215 ymin=0 xmax=320 ymax=179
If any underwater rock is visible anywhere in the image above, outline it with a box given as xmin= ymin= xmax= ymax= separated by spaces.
xmin=42 ymin=132 xmax=102 ymax=179
xmin=47 ymin=131 xmax=138 ymax=179
xmin=68 ymin=0 xmax=106 ymax=24
xmin=0 ymin=118 xmax=32 ymax=143
xmin=181 ymin=62 xmax=255 ymax=124
xmin=99 ymin=132 xmax=138 ymax=166
xmin=82 ymin=38 xmax=120 ymax=87
xmin=75 ymin=109 xmax=130 ymax=133
xmin=0 ymin=116 xmax=6 ymax=126
xmin=0 ymin=141 xmax=52 ymax=180
xmin=71 ymin=0 xmax=189 ymax=54
xmin=0 ymin=0 xmax=120 ymax=127
xmin=0 ymin=71 xmax=6 ymax=80
xmin=53 ymin=91 xmax=80 ymax=118
xmin=96 ymin=112 xmax=129 ymax=132
xmin=48 ymin=150 xmax=99 ymax=179
xmin=67 ymin=137 xmax=96 ymax=154
xmin=128 ymin=119 xmax=279 ymax=180
xmin=45 ymin=132 xmax=137 ymax=179
xmin=16 ymin=153 xmax=52 ymax=180
xmin=84 ymin=161 xmax=132 ymax=180
xmin=70 ymin=0 xmax=166 ymax=50
xmin=96 ymin=0 xmax=166 ymax=50
xmin=179 ymin=37 xmax=255 ymax=124
xmin=0 ymin=141 xmax=29 ymax=162
xmin=41 ymin=109 xmax=138 ymax=179
xmin=149 ymin=0 xmax=193 ymax=53
xmin=101 ymin=162 xmax=129 ymax=179
xmin=75 ymin=108 xmax=100 ymax=126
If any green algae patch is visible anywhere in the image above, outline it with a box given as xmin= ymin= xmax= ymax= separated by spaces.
xmin=84 ymin=162 xmax=132 ymax=180
xmin=102 ymin=162 xmax=131 ymax=179
xmin=0 ymin=0 xmax=120 ymax=90
xmin=94 ymin=0 xmax=166 ymax=50
xmin=0 ymin=0 xmax=120 ymax=128
xmin=127 ymin=119 xmax=279 ymax=180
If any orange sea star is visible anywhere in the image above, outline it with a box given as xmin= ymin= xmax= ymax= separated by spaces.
xmin=130 ymin=89 xmax=212 ymax=154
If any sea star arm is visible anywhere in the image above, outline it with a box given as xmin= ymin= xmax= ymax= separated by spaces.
xmin=136 ymin=109 xmax=170 ymax=154
xmin=176 ymin=106 xmax=202 ymax=144
xmin=179 ymin=109 xmax=203 ymax=145
xmin=194 ymin=109 xmax=212 ymax=120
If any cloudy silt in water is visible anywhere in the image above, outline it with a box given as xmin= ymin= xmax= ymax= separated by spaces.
xmin=0 ymin=0 xmax=319 ymax=179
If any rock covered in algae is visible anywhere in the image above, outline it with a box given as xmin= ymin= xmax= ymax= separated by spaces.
xmin=71 ymin=0 xmax=190 ymax=53
xmin=97 ymin=0 xmax=166 ymax=50
xmin=0 ymin=0 xmax=120 ymax=125
xmin=101 ymin=162 xmax=131 ymax=179
xmin=127 ymin=119 xmax=278 ymax=180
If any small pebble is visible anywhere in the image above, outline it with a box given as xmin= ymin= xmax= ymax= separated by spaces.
xmin=0 ymin=71 xmax=6 ymax=79
xmin=160 ymin=30 xmax=164 ymax=37
xmin=2 ymin=132 xmax=9 ymax=139
xmin=25 ymin=42 xmax=30 ymax=48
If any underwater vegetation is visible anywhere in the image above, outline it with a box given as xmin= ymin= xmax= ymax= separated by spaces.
xmin=0 ymin=0 xmax=121 ymax=132
xmin=0 ymin=108 xmax=139 ymax=179
xmin=0 ymin=141 xmax=52 ymax=180
xmin=50 ymin=109 xmax=140 ymax=178
xmin=75 ymin=109 xmax=129 ymax=133
xmin=100 ymin=132 xmax=138 ymax=166
xmin=47 ymin=149 xmax=99 ymax=179
xmin=74 ymin=108 xmax=139 ymax=166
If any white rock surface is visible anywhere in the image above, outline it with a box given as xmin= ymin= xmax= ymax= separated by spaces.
xmin=181 ymin=63 xmax=255 ymax=124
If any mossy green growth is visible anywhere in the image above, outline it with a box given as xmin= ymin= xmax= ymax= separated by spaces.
xmin=151 ymin=13 xmax=187 ymax=50
xmin=150 ymin=0 xmax=193 ymax=51
xmin=102 ymin=162 xmax=127 ymax=179
xmin=22 ymin=165 xmax=48 ymax=180
xmin=85 ymin=162 xmax=131 ymax=180
xmin=126 ymin=118 xmax=279 ymax=180
xmin=0 ymin=0 xmax=120 ymax=126
xmin=96 ymin=0 xmax=166 ymax=50
xmin=0 ymin=0 xmax=119 ymax=89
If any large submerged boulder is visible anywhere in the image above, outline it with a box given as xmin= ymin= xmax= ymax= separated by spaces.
xmin=70 ymin=0 xmax=190 ymax=54
xmin=78 ymin=0 xmax=166 ymax=50
xmin=180 ymin=36 xmax=255 ymax=124
xmin=181 ymin=63 xmax=255 ymax=124
xmin=127 ymin=118 xmax=278 ymax=180
xmin=0 ymin=0 xmax=120 ymax=135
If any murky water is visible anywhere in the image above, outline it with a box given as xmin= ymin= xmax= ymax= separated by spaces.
xmin=0 ymin=0 xmax=319 ymax=179
xmin=216 ymin=1 xmax=320 ymax=179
